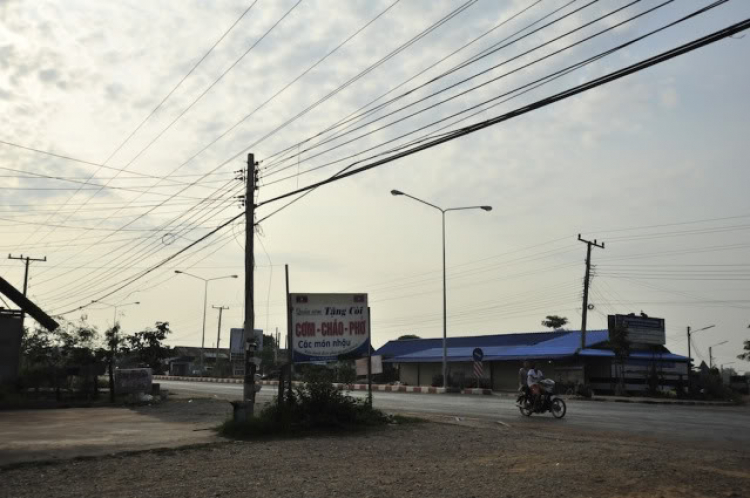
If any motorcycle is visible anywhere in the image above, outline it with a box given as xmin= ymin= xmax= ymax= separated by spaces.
xmin=517 ymin=379 xmax=567 ymax=419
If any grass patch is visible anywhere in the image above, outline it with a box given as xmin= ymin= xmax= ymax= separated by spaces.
xmin=390 ymin=414 xmax=427 ymax=424
xmin=217 ymin=368 xmax=421 ymax=440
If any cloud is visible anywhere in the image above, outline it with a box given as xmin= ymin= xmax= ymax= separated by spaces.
xmin=660 ymin=87 xmax=679 ymax=109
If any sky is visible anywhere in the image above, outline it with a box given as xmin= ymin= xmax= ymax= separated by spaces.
xmin=1 ymin=0 xmax=749 ymax=373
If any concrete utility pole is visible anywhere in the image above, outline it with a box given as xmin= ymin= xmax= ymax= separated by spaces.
xmin=7 ymin=254 xmax=46 ymax=329
xmin=243 ymin=153 xmax=258 ymax=411
xmin=577 ymin=235 xmax=604 ymax=350
xmin=213 ymin=305 xmax=229 ymax=373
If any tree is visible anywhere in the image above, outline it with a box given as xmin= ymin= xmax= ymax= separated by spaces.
xmin=609 ymin=324 xmax=631 ymax=396
xmin=739 ymin=338 xmax=750 ymax=362
xmin=20 ymin=320 xmax=103 ymax=399
xmin=259 ymin=333 xmax=278 ymax=375
xmin=125 ymin=322 xmax=171 ymax=374
xmin=541 ymin=315 xmax=568 ymax=331
xmin=397 ymin=334 xmax=421 ymax=340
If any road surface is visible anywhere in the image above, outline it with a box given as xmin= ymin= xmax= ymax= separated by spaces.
xmin=159 ymin=380 xmax=749 ymax=447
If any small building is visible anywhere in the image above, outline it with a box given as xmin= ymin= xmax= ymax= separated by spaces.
xmin=374 ymin=329 xmax=689 ymax=394
xmin=168 ymin=346 xmax=230 ymax=376
xmin=1 ymin=273 xmax=59 ymax=384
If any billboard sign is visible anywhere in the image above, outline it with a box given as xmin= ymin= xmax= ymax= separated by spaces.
xmin=608 ymin=314 xmax=665 ymax=345
xmin=291 ymin=293 xmax=369 ymax=362
xmin=230 ymin=328 xmax=264 ymax=361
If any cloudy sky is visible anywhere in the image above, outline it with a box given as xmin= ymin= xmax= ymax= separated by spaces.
xmin=1 ymin=0 xmax=749 ymax=372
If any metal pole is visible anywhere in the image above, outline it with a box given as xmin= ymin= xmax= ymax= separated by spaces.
xmin=442 ymin=210 xmax=447 ymax=389
xmin=367 ymin=306 xmax=373 ymax=406
xmin=113 ymin=306 xmax=118 ymax=326
xmin=285 ymin=264 xmax=293 ymax=401
xmin=201 ymin=280 xmax=208 ymax=373
xmin=709 ymin=346 xmax=713 ymax=370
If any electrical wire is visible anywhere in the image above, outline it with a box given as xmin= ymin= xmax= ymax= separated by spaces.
xmin=51 ymin=15 xmax=750 ymax=316
xmin=5 ymin=1 xmax=259 ymax=250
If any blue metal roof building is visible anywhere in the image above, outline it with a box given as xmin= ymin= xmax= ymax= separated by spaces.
xmin=374 ymin=330 xmax=689 ymax=393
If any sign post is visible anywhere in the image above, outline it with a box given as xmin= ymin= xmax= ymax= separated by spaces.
xmin=367 ymin=306 xmax=372 ymax=406
xmin=473 ymin=348 xmax=484 ymax=387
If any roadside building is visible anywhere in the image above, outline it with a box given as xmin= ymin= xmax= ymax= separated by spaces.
xmin=374 ymin=329 xmax=689 ymax=394
xmin=168 ymin=346 xmax=230 ymax=376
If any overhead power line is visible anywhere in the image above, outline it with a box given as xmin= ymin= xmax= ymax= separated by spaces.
xmin=260 ymin=0 xmax=702 ymax=186
xmin=4 ymin=2 xmax=259 ymax=250
xmin=260 ymin=0 xmax=593 ymax=173
xmin=53 ymin=14 xmax=750 ymax=316
xmin=257 ymin=11 xmax=748 ymax=212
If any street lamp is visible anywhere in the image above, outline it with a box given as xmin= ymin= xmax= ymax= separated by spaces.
xmin=709 ymin=340 xmax=728 ymax=369
xmin=174 ymin=270 xmax=238 ymax=373
xmin=391 ymin=189 xmax=492 ymax=389
xmin=686 ymin=324 xmax=715 ymax=384
xmin=92 ymin=299 xmax=140 ymax=326
xmin=91 ymin=299 xmax=140 ymax=403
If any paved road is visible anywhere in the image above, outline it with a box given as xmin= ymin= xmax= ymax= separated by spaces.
xmin=160 ymin=380 xmax=749 ymax=447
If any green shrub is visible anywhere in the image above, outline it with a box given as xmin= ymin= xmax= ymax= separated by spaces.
xmin=218 ymin=368 xmax=394 ymax=439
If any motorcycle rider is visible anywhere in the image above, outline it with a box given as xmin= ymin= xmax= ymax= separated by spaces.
xmin=527 ymin=362 xmax=545 ymax=410
xmin=518 ymin=360 xmax=530 ymax=393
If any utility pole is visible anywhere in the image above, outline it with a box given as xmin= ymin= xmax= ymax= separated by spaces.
xmin=213 ymin=305 xmax=229 ymax=374
xmin=8 ymin=254 xmax=46 ymax=328
xmin=7 ymin=254 xmax=47 ymax=296
xmin=243 ymin=153 xmax=258 ymax=412
xmin=686 ymin=324 xmax=715 ymax=387
xmin=577 ymin=235 xmax=604 ymax=350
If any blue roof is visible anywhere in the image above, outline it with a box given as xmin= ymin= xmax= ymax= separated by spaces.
xmin=375 ymin=330 xmax=583 ymax=358
xmin=379 ymin=330 xmax=611 ymax=363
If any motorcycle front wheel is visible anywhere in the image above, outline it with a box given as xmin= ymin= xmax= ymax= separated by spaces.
xmin=519 ymin=399 xmax=533 ymax=417
xmin=550 ymin=397 xmax=567 ymax=419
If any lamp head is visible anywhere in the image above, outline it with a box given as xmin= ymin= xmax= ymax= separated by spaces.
xmin=480 ymin=206 xmax=492 ymax=212
xmin=390 ymin=190 xmax=404 ymax=196
xmin=174 ymin=270 xmax=182 ymax=274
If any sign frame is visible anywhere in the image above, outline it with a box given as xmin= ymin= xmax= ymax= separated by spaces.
xmin=290 ymin=293 xmax=370 ymax=363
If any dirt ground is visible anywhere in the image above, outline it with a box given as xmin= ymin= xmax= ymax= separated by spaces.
xmin=1 ymin=395 xmax=748 ymax=498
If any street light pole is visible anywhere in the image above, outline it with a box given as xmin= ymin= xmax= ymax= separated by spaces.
xmin=202 ymin=280 xmax=208 ymax=371
xmin=175 ymin=271 xmax=238 ymax=375
xmin=709 ymin=340 xmax=728 ymax=369
xmin=91 ymin=299 xmax=140 ymax=403
xmin=441 ymin=210 xmax=447 ymax=390
xmin=391 ymin=190 xmax=492 ymax=389
xmin=686 ymin=324 xmax=715 ymax=385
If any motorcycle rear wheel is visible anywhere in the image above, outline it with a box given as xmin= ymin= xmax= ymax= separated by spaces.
xmin=551 ymin=397 xmax=567 ymax=419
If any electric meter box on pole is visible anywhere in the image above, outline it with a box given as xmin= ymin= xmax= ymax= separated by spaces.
xmin=290 ymin=293 xmax=369 ymax=362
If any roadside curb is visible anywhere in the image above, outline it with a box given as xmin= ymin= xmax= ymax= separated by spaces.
xmin=563 ymin=395 xmax=736 ymax=407
xmin=153 ymin=376 xmax=493 ymax=396
xmin=155 ymin=377 xmax=733 ymax=404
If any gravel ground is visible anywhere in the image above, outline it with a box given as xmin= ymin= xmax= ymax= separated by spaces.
xmin=2 ymin=411 xmax=748 ymax=498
